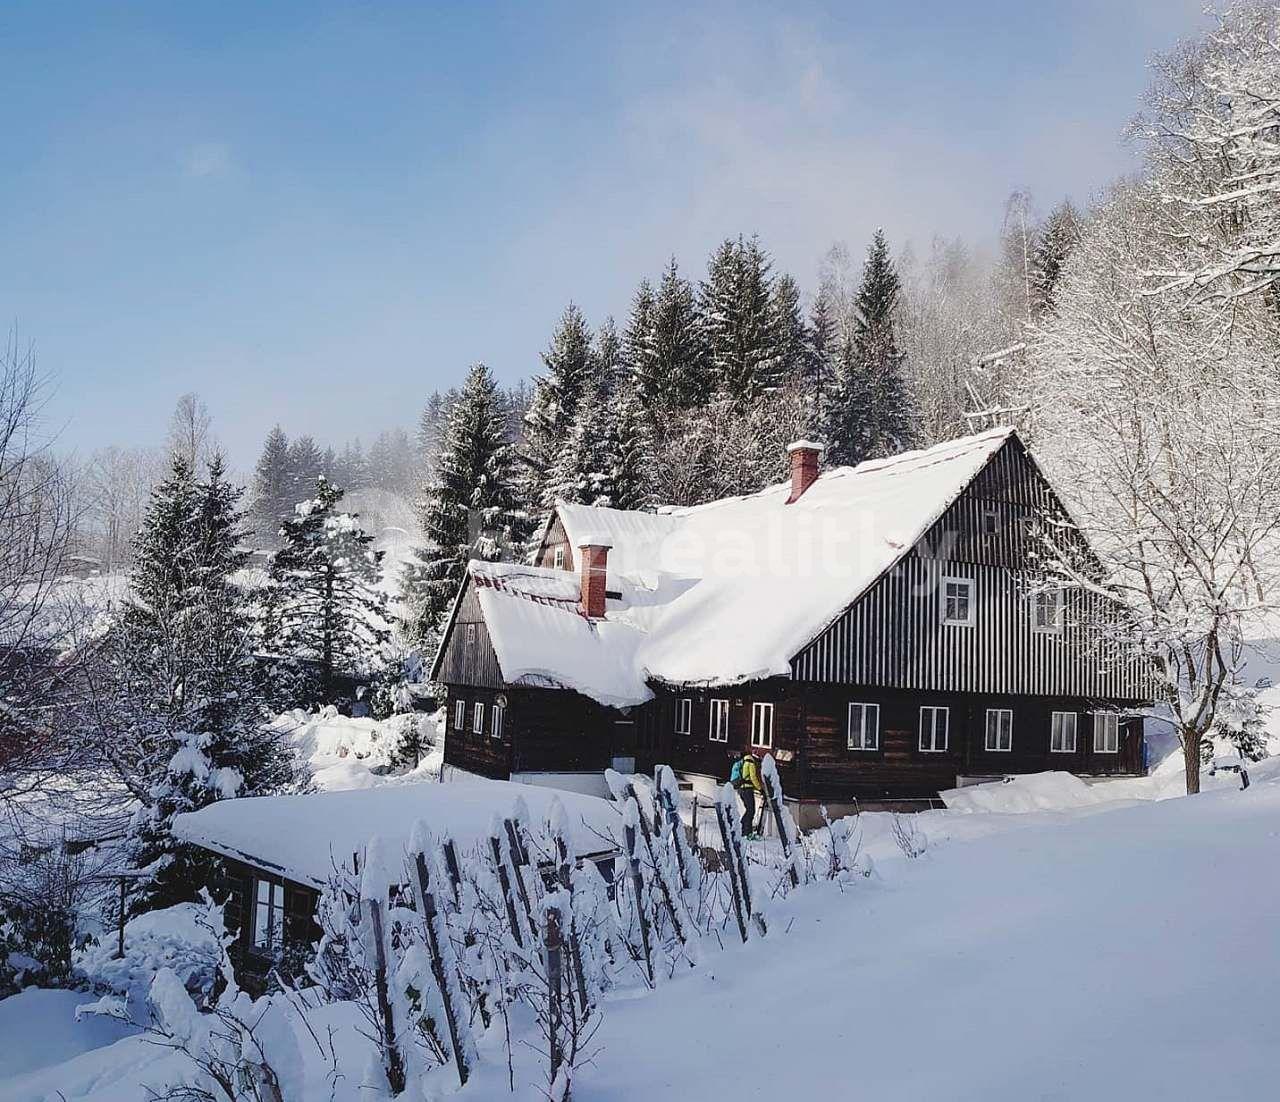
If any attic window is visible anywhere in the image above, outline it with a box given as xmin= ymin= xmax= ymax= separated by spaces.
xmin=553 ymin=546 xmax=566 ymax=570
xmin=466 ymin=623 xmax=477 ymax=646
xmin=982 ymin=509 xmax=1000 ymax=535
xmin=1033 ymin=589 xmax=1063 ymax=633
xmin=942 ymin=577 xmax=974 ymax=626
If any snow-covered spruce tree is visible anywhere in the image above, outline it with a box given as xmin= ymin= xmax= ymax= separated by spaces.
xmin=251 ymin=424 xmax=292 ymax=546
xmin=267 ymin=476 xmax=390 ymax=701
xmin=638 ymin=258 xmax=710 ymax=412
xmin=700 ymin=236 xmax=778 ymax=403
xmin=1029 ymin=179 xmax=1280 ymax=795
xmin=402 ymin=363 xmax=523 ymax=653
xmin=825 ymin=230 xmax=916 ymax=465
xmin=548 ymin=375 xmax=656 ymax=510
xmin=593 ymin=316 xmax=624 ymax=401
xmin=769 ymin=272 xmax=808 ymax=390
xmin=523 ymin=303 xmax=597 ymax=512
xmin=100 ymin=455 xmax=294 ymax=914
xmin=1030 ymin=199 xmax=1082 ymax=317
xmin=285 ymin=434 xmax=324 ymax=501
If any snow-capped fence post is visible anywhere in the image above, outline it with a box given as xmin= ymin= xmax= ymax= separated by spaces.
xmin=655 ymin=765 xmax=695 ymax=891
xmin=364 ymin=897 xmax=407 ymax=1096
xmin=410 ymin=849 xmax=470 ymax=1088
xmin=761 ymin=754 xmax=800 ymax=889
xmin=623 ymin=813 xmax=655 ymax=985
xmin=550 ymin=818 xmax=591 ymax=1017
xmin=503 ymin=815 xmax=537 ymax=934
xmin=714 ymin=791 xmax=749 ymax=943
xmin=441 ymin=836 xmax=463 ymax=908
xmin=488 ymin=825 xmax=525 ymax=950
xmin=621 ymin=780 xmax=693 ymax=958
xmin=545 ymin=904 xmax=567 ymax=1097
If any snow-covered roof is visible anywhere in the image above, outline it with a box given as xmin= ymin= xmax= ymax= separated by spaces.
xmin=458 ymin=428 xmax=1017 ymax=704
xmin=171 ymin=779 xmax=623 ymax=888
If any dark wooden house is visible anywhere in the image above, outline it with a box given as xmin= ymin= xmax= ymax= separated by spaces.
xmin=433 ymin=429 xmax=1152 ymax=821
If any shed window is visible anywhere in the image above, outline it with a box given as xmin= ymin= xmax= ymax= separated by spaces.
xmin=1033 ymin=589 xmax=1063 ymax=633
xmin=472 ymin=702 xmax=485 ymax=734
xmin=675 ymin=698 xmax=691 ymax=735
xmin=847 ymin=703 xmax=880 ymax=751
xmin=1050 ymin=711 xmax=1077 ymax=753
xmin=919 ymin=706 xmax=949 ymax=752
xmin=942 ymin=577 xmax=974 ymax=625
xmin=253 ymin=879 xmax=285 ymax=950
xmin=553 ymin=546 xmax=566 ymax=570
xmin=1094 ymin=713 xmax=1120 ymax=753
xmin=750 ymin=703 xmax=774 ymax=749
xmin=709 ymin=698 xmax=729 ymax=743
xmin=491 ymin=702 xmax=505 ymax=740
xmin=454 ymin=699 xmax=466 ymax=730
xmin=985 ymin=708 xmax=1013 ymax=752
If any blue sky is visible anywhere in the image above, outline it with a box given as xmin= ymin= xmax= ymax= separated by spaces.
xmin=0 ymin=1 xmax=1209 ymax=469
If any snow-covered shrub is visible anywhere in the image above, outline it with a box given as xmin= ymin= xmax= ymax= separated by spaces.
xmin=888 ymin=812 xmax=928 ymax=860
xmin=0 ymin=845 xmax=93 ymax=993
xmin=76 ymin=896 xmax=223 ymax=1016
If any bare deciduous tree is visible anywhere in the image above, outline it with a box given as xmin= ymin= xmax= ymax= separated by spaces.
xmin=167 ymin=392 xmax=213 ymax=472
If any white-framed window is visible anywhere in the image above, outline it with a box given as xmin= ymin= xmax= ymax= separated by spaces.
xmin=491 ymin=702 xmax=504 ymax=740
xmin=1033 ymin=588 xmax=1063 ymax=633
xmin=750 ymin=702 xmax=774 ymax=749
xmin=919 ymin=706 xmax=949 ymax=752
xmin=941 ymin=576 xmax=974 ymax=626
xmin=553 ymin=546 xmax=566 ymax=570
xmin=472 ymin=702 xmax=485 ymax=734
xmin=847 ymin=702 xmax=880 ymax=751
xmin=465 ymin=623 xmax=477 ymax=646
xmin=253 ymin=878 xmax=285 ymax=950
xmin=985 ymin=708 xmax=1013 ymax=752
xmin=709 ymin=698 xmax=729 ymax=743
xmin=1094 ymin=712 xmax=1120 ymax=753
xmin=1050 ymin=711 xmax=1077 ymax=753
xmin=675 ymin=697 xmax=691 ymax=735
xmin=454 ymin=699 xmax=466 ymax=730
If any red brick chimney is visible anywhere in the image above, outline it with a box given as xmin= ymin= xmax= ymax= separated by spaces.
xmin=786 ymin=440 xmax=826 ymax=503
xmin=578 ymin=539 xmax=612 ymax=618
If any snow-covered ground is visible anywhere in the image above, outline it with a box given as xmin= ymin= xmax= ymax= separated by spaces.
xmin=5 ymin=755 xmax=1279 ymax=1100
xmin=272 ymin=706 xmax=444 ymax=790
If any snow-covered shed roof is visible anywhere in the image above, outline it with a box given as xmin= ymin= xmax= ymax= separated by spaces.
xmin=171 ymin=779 xmax=623 ymax=889
xmin=449 ymin=427 xmax=1017 ymax=704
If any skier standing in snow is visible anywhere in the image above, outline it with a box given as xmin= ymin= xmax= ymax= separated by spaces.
xmin=731 ymin=749 xmax=764 ymax=839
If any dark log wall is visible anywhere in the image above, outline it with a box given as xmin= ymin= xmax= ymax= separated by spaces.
xmin=435 ymin=580 xmax=505 ymax=690
xmin=653 ymin=681 xmax=1142 ymax=801
xmin=212 ymin=856 xmax=320 ymax=992
xmin=791 ymin=437 xmax=1153 ymax=702
xmin=442 ymin=684 xmax=620 ymax=778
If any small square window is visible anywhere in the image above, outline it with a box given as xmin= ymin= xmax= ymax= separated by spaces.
xmin=847 ymin=703 xmax=880 ymax=751
xmin=1033 ymin=589 xmax=1063 ymax=633
xmin=919 ymin=706 xmax=949 ymax=752
xmin=491 ymin=703 xmax=505 ymax=740
xmin=472 ymin=702 xmax=485 ymax=735
xmin=709 ymin=699 xmax=729 ymax=743
xmin=454 ymin=700 xmax=466 ymax=730
xmin=942 ymin=577 xmax=974 ymax=626
xmin=1094 ymin=713 xmax=1120 ymax=753
xmin=1050 ymin=711 xmax=1077 ymax=753
xmin=985 ymin=708 xmax=1013 ymax=752
xmin=675 ymin=698 xmax=691 ymax=735
xmin=750 ymin=702 xmax=774 ymax=749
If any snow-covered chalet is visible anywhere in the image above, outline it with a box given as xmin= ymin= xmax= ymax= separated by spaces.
xmin=432 ymin=428 xmax=1152 ymax=821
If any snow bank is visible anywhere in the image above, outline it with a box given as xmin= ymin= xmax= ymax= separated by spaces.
xmin=273 ymin=707 xmax=443 ymax=791
xmin=0 ymin=988 xmax=138 ymax=1082
xmin=941 ymin=771 xmax=1113 ymax=813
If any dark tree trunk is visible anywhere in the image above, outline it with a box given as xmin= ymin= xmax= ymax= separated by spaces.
xmin=1181 ymin=727 xmax=1202 ymax=795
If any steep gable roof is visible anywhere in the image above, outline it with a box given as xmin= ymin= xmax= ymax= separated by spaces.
xmin=436 ymin=427 xmax=1018 ymax=704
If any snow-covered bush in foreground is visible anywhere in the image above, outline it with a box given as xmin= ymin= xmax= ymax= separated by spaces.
xmin=75 ymin=896 xmax=223 ymax=1018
